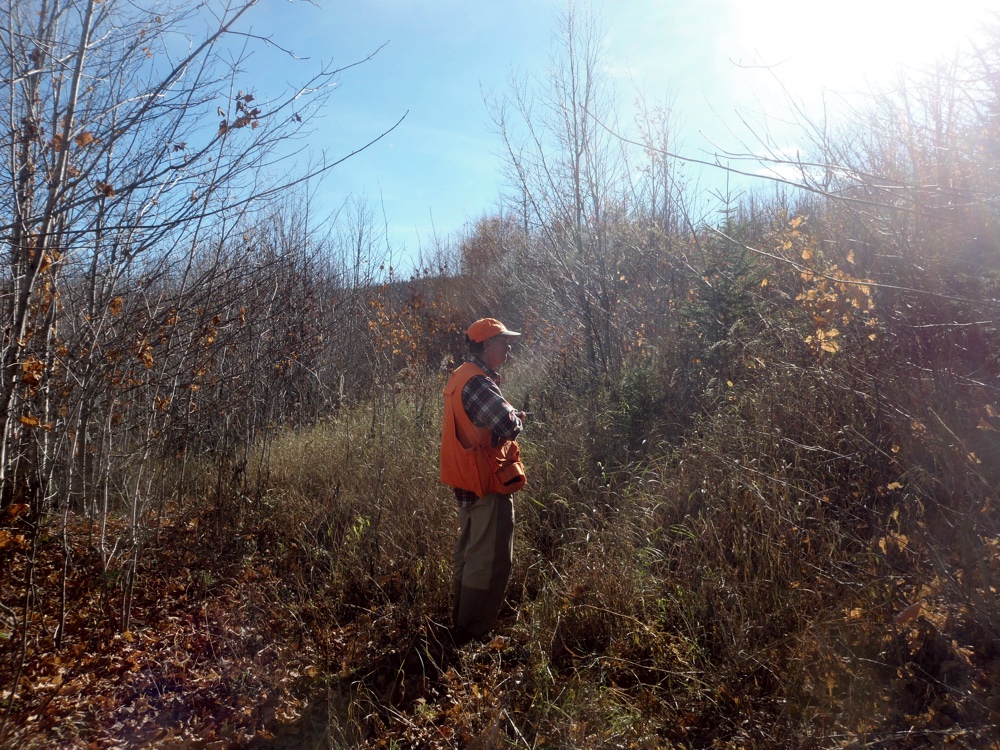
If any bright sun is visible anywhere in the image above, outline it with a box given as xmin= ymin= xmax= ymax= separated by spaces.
xmin=731 ymin=0 xmax=996 ymax=93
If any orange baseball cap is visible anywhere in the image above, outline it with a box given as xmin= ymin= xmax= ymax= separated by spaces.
xmin=466 ymin=318 xmax=521 ymax=343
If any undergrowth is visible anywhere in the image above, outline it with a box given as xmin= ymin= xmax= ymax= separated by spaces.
xmin=3 ymin=319 xmax=998 ymax=748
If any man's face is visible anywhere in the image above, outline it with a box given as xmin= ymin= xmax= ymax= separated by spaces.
xmin=482 ymin=334 xmax=512 ymax=370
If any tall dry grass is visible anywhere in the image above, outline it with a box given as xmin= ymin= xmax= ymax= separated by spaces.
xmin=262 ymin=391 xmax=456 ymax=622
xmin=192 ymin=247 xmax=1000 ymax=748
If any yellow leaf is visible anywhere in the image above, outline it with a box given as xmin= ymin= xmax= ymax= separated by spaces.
xmin=986 ymin=405 xmax=999 ymax=418
xmin=801 ymin=247 xmax=813 ymax=261
xmin=846 ymin=249 xmax=855 ymax=264
xmin=19 ymin=415 xmax=40 ymax=427
xmin=968 ymin=452 xmax=982 ymax=465
xmin=790 ymin=216 xmax=805 ymax=228
xmin=20 ymin=356 xmax=45 ymax=386
xmin=820 ymin=339 xmax=840 ymax=353
xmin=760 ymin=278 xmax=768 ymax=287
xmin=887 ymin=482 xmax=903 ymax=490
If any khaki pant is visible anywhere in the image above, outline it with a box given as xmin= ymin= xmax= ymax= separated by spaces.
xmin=453 ymin=493 xmax=514 ymax=639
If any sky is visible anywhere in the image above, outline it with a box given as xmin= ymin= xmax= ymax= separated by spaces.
xmin=239 ymin=0 xmax=997 ymax=263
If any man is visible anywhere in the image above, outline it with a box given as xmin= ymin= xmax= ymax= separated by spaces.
xmin=440 ymin=318 xmax=527 ymax=645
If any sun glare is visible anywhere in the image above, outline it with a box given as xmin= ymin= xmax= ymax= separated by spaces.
xmin=731 ymin=0 xmax=995 ymax=94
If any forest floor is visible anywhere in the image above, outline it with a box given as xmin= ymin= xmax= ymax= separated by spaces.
xmin=4 ymin=503 xmax=1000 ymax=749
xmin=0 ymin=510 xmax=331 ymax=748
xmin=0 ymin=509 xmax=546 ymax=749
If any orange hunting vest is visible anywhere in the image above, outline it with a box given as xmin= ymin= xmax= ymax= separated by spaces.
xmin=440 ymin=362 xmax=527 ymax=497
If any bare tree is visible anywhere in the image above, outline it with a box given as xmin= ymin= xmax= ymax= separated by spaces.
xmin=488 ymin=4 xmax=692 ymax=380
xmin=489 ymin=4 xmax=635 ymax=377
xmin=0 ymin=0 xmax=401 ymax=512
xmin=0 ymin=1 xmax=399 ymax=707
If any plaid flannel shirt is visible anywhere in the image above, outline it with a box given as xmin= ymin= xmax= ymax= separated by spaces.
xmin=453 ymin=355 xmax=523 ymax=506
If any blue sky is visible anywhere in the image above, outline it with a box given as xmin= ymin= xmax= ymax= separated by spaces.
xmin=240 ymin=0 xmax=995 ymax=261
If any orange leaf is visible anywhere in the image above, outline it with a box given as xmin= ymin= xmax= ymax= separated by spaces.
xmin=895 ymin=600 xmax=923 ymax=624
